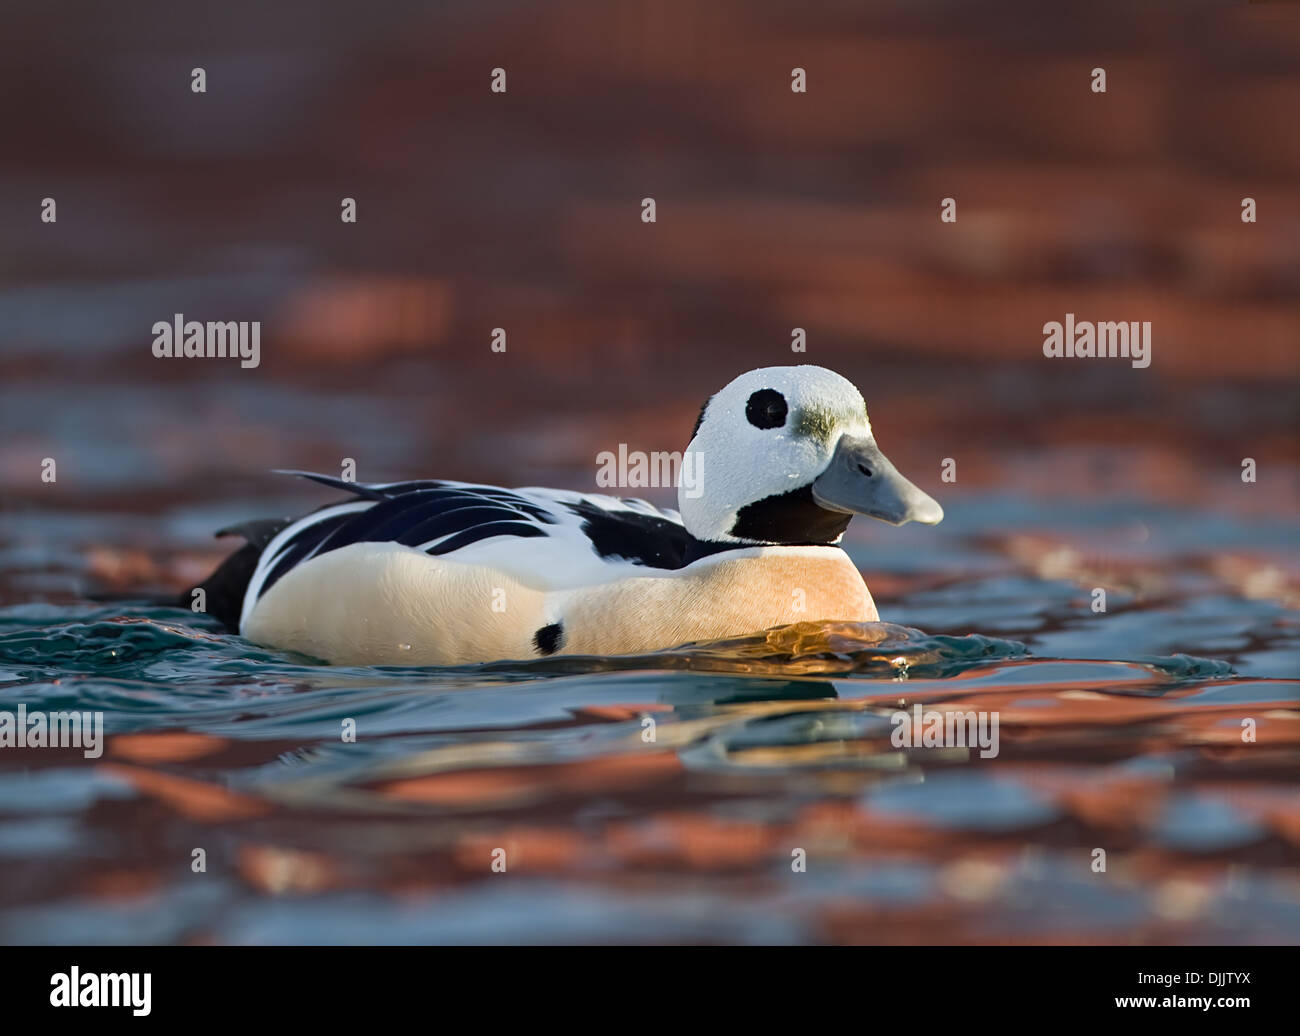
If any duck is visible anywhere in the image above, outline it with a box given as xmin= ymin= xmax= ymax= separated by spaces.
xmin=193 ymin=365 xmax=943 ymax=665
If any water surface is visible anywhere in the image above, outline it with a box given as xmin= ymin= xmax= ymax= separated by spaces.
xmin=2 ymin=490 xmax=1296 ymax=945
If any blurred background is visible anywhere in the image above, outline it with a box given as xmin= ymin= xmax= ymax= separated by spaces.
xmin=1 ymin=0 xmax=1296 ymax=528
xmin=0 ymin=1 xmax=1297 ymax=945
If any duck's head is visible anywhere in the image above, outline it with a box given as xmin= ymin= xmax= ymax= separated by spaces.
xmin=679 ymin=365 xmax=943 ymax=546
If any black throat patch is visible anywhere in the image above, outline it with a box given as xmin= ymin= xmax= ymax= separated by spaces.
xmin=728 ymin=484 xmax=852 ymax=546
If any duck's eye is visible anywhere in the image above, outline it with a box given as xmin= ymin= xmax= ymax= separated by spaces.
xmin=745 ymin=389 xmax=788 ymax=430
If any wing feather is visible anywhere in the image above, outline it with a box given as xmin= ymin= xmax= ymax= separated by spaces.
xmin=240 ymin=472 xmax=694 ymax=628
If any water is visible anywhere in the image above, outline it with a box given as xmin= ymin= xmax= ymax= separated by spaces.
xmin=2 ymin=491 xmax=1296 ymax=945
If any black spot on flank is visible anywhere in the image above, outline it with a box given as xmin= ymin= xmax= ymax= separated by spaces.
xmin=534 ymin=622 xmax=563 ymax=655
xmin=745 ymin=389 xmax=788 ymax=429
xmin=729 ymin=484 xmax=852 ymax=546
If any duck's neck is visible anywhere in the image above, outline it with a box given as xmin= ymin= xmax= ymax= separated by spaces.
xmin=684 ymin=485 xmax=852 ymax=563
xmin=729 ymin=484 xmax=852 ymax=546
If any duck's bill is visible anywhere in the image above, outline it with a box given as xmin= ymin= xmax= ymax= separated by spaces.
xmin=811 ymin=434 xmax=944 ymax=526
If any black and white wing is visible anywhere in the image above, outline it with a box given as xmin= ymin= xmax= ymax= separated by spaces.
xmin=234 ymin=471 xmax=694 ymax=630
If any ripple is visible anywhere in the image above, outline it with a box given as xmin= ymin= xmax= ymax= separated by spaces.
xmin=0 ymin=592 xmax=1295 ymax=946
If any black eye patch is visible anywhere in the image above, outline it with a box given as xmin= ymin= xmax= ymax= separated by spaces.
xmin=745 ymin=389 xmax=788 ymax=429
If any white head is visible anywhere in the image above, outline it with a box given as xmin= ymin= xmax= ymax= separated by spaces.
xmin=679 ymin=365 xmax=943 ymax=545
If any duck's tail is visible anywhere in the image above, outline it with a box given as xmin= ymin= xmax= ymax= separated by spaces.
xmin=187 ymin=517 xmax=291 ymax=632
